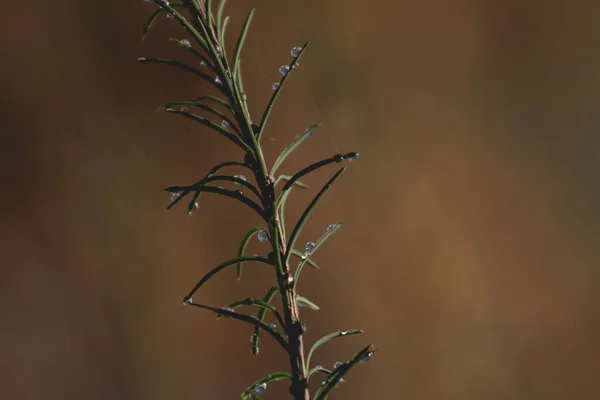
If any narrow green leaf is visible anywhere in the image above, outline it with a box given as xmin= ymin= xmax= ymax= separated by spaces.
xmin=216 ymin=0 xmax=227 ymax=42
xmin=293 ymin=222 xmax=342 ymax=285
xmin=207 ymin=160 xmax=252 ymax=175
xmin=239 ymin=372 xmax=292 ymax=400
xmin=296 ymin=295 xmax=319 ymax=311
xmin=137 ymin=57 xmax=215 ymax=87
xmin=216 ymin=297 xmax=284 ymax=328
xmin=279 ymin=152 xmax=357 ymax=196
xmin=271 ymin=122 xmax=321 ymax=175
xmin=161 ymin=100 xmax=239 ymax=136
xmin=233 ymin=9 xmax=254 ymax=84
xmin=220 ymin=16 xmax=231 ymax=53
xmin=277 ymin=188 xmax=292 ymax=239
xmin=187 ymin=302 xmax=287 ymax=350
xmin=184 ymin=256 xmax=271 ymax=301
xmin=164 ymin=108 xmax=252 ymax=153
xmin=237 ymin=227 xmax=263 ymax=280
xmin=251 ymin=286 xmax=280 ymax=355
xmin=313 ymin=344 xmax=375 ymax=400
xmin=284 ymin=167 xmax=346 ymax=266
xmin=235 ymin=57 xmax=249 ymax=115
xmin=275 ymin=175 xmax=308 ymax=189
xmin=306 ymin=329 xmax=364 ymax=370
xmin=142 ymin=8 xmax=162 ymax=40
xmin=308 ymin=366 xmax=332 ymax=379
xmin=258 ymin=40 xmax=310 ymax=141
xmin=290 ymin=248 xmax=317 ymax=269
xmin=191 ymin=95 xmax=235 ymax=113
xmin=164 ymin=184 xmax=265 ymax=219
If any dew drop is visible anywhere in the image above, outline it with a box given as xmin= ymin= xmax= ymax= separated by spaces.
xmin=221 ymin=306 xmax=235 ymax=313
xmin=207 ymin=173 xmax=215 ymax=178
xmin=301 ymin=322 xmax=308 ymax=333
xmin=179 ymin=106 xmax=188 ymax=112
xmin=279 ymin=65 xmax=290 ymax=76
xmin=291 ymin=45 xmax=303 ymax=57
xmin=315 ymin=364 xmax=323 ymax=370
xmin=333 ymin=361 xmax=344 ymax=369
xmin=348 ymin=152 xmax=359 ymax=161
xmin=234 ymin=189 xmax=243 ymax=195
xmin=360 ymin=351 xmax=374 ymax=364
xmin=217 ymin=185 xmax=224 ymax=190
xmin=233 ymin=174 xmax=246 ymax=184
xmin=340 ymin=330 xmax=348 ymax=335
xmin=241 ymin=93 xmax=248 ymax=101
xmin=335 ymin=378 xmax=346 ymax=388
xmin=254 ymin=382 xmax=267 ymax=394
xmin=327 ymin=223 xmax=341 ymax=232
xmin=166 ymin=13 xmax=175 ymax=19
xmin=250 ymin=333 xmax=257 ymax=343
xmin=215 ymin=76 xmax=223 ymax=85
xmin=272 ymin=82 xmax=280 ymax=91
xmin=183 ymin=296 xmax=193 ymax=306
xmin=305 ymin=241 xmax=316 ymax=253
xmin=221 ymin=119 xmax=230 ymax=129
xmin=269 ymin=323 xmax=277 ymax=330
xmin=170 ymin=192 xmax=180 ymax=203
xmin=188 ymin=202 xmax=199 ymax=214
xmin=292 ymin=61 xmax=300 ymax=69
xmin=257 ymin=230 xmax=268 ymax=243
xmin=301 ymin=253 xmax=308 ymax=260
xmin=137 ymin=57 xmax=146 ymax=62
xmin=179 ymin=38 xmax=191 ymax=48
xmin=200 ymin=60 xmax=208 ymax=67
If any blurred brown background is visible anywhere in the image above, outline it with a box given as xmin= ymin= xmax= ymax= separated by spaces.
xmin=1 ymin=0 xmax=599 ymax=399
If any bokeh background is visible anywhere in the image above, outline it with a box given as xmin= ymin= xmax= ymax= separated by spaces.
xmin=2 ymin=0 xmax=600 ymax=399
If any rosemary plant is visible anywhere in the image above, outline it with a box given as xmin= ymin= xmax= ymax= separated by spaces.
xmin=139 ymin=1 xmax=374 ymax=399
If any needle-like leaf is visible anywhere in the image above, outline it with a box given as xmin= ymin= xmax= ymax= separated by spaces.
xmin=271 ymin=122 xmax=321 ymax=175
xmin=305 ymin=329 xmax=363 ymax=371
xmin=284 ymin=167 xmax=346 ymax=266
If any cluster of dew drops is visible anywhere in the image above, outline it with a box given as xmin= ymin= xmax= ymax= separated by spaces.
xmin=272 ymin=45 xmax=303 ymax=91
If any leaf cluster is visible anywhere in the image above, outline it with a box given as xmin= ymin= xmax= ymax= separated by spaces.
xmin=140 ymin=1 xmax=373 ymax=398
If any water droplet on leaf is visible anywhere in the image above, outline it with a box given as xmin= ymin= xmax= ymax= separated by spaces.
xmin=305 ymin=241 xmax=316 ymax=253
xmin=279 ymin=65 xmax=290 ymax=76
xmin=291 ymin=45 xmax=303 ymax=57
xmin=272 ymin=82 xmax=280 ymax=91
xmin=179 ymin=38 xmax=191 ymax=48
xmin=327 ymin=223 xmax=341 ymax=232
xmin=221 ymin=120 xmax=230 ymax=129
xmin=215 ymin=76 xmax=223 ymax=85
xmin=257 ymin=230 xmax=268 ymax=243
xmin=360 ymin=351 xmax=374 ymax=364
xmin=233 ymin=174 xmax=246 ymax=184
xmin=333 ymin=361 xmax=344 ymax=369
xmin=348 ymin=152 xmax=359 ymax=161
xmin=254 ymin=382 xmax=267 ymax=394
